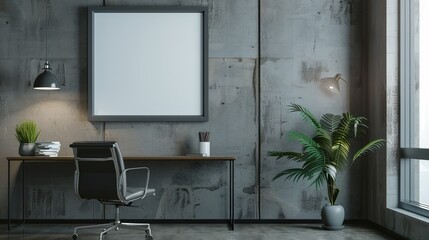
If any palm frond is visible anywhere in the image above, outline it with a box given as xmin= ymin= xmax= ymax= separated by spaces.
xmin=320 ymin=113 xmax=342 ymax=133
xmin=352 ymin=139 xmax=386 ymax=161
xmin=304 ymin=146 xmax=324 ymax=163
xmin=289 ymin=131 xmax=325 ymax=162
xmin=300 ymin=153 xmax=327 ymax=187
xmin=313 ymin=128 xmax=333 ymax=159
xmin=308 ymin=170 xmax=328 ymax=189
xmin=273 ymin=168 xmax=307 ymax=182
xmin=324 ymin=164 xmax=337 ymax=180
xmin=274 ymin=164 xmax=327 ymax=190
xmin=332 ymin=140 xmax=350 ymax=171
xmin=267 ymin=151 xmax=304 ymax=161
xmin=352 ymin=116 xmax=367 ymax=137
xmin=331 ymin=114 xmax=355 ymax=171
xmin=333 ymin=113 xmax=354 ymax=139
xmin=289 ymin=103 xmax=321 ymax=129
xmin=302 ymin=158 xmax=324 ymax=175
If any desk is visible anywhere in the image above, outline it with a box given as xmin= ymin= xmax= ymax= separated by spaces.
xmin=7 ymin=156 xmax=235 ymax=230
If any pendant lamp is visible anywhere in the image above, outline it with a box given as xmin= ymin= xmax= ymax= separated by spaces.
xmin=33 ymin=0 xmax=60 ymax=90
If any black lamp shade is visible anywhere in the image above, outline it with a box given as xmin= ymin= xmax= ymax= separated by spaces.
xmin=33 ymin=69 xmax=60 ymax=90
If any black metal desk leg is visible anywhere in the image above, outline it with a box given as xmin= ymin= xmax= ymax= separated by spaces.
xmin=229 ymin=160 xmax=235 ymax=230
xmin=8 ymin=160 xmax=25 ymax=231
xmin=8 ymin=159 xmax=11 ymax=230
xmin=22 ymin=160 xmax=25 ymax=226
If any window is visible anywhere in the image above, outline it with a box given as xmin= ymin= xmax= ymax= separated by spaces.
xmin=400 ymin=0 xmax=429 ymax=217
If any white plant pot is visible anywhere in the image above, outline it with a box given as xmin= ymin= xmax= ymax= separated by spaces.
xmin=321 ymin=204 xmax=345 ymax=230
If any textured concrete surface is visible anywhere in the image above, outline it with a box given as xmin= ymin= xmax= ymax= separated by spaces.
xmin=0 ymin=223 xmax=396 ymax=240
xmin=1 ymin=0 xmax=259 ymax=220
xmin=260 ymin=0 xmax=364 ymax=220
xmin=3 ymin=0 xmax=429 ymax=237
xmin=0 ymin=0 xmax=367 ymax=224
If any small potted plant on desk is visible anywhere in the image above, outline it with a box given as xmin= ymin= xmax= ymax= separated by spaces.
xmin=268 ymin=103 xmax=385 ymax=230
xmin=15 ymin=120 xmax=40 ymax=156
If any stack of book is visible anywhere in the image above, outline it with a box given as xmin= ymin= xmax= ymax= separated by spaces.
xmin=35 ymin=141 xmax=61 ymax=157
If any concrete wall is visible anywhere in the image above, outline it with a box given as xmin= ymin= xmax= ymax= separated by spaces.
xmin=260 ymin=0 xmax=365 ymax=219
xmin=0 ymin=0 xmax=365 ymax=220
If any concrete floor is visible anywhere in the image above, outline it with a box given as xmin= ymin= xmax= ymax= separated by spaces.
xmin=0 ymin=223 xmax=397 ymax=240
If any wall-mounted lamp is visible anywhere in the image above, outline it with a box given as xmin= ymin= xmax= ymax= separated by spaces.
xmin=33 ymin=0 xmax=60 ymax=91
xmin=321 ymin=74 xmax=346 ymax=94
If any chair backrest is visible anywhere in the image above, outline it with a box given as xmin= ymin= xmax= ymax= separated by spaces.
xmin=70 ymin=141 xmax=126 ymax=203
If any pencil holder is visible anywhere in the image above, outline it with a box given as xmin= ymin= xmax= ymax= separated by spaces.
xmin=199 ymin=142 xmax=210 ymax=157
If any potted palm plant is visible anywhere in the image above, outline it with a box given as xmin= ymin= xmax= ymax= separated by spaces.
xmin=268 ymin=103 xmax=384 ymax=230
xmin=15 ymin=120 xmax=41 ymax=156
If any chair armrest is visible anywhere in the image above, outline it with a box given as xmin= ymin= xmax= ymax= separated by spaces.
xmin=74 ymin=170 xmax=81 ymax=199
xmin=119 ymin=167 xmax=151 ymax=199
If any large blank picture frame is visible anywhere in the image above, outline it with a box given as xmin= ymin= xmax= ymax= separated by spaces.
xmin=88 ymin=6 xmax=208 ymax=121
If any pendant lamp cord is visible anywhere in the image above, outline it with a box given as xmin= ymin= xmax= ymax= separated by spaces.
xmin=45 ymin=0 xmax=48 ymax=63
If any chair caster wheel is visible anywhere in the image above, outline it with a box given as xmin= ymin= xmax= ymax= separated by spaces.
xmin=72 ymin=234 xmax=78 ymax=239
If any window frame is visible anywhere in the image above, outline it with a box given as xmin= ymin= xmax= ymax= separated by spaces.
xmin=399 ymin=0 xmax=429 ymax=218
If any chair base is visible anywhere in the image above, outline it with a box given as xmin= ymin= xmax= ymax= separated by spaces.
xmin=72 ymin=206 xmax=153 ymax=240
xmin=72 ymin=222 xmax=152 ymax=240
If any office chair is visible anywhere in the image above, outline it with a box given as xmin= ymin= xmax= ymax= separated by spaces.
xmin=70 ymin=141 xmax=155 ymax=240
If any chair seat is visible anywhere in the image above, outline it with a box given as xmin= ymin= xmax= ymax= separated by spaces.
xmin=125 ymin=187 xmax=155 ymax=201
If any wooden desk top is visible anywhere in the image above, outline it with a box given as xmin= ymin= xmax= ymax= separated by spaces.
xmin=7 ymin=156 xmax=236 ymax=162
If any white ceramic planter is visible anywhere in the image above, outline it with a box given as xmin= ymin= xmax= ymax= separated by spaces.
xmin=321 ymin=204 xmax=345 ymax=230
